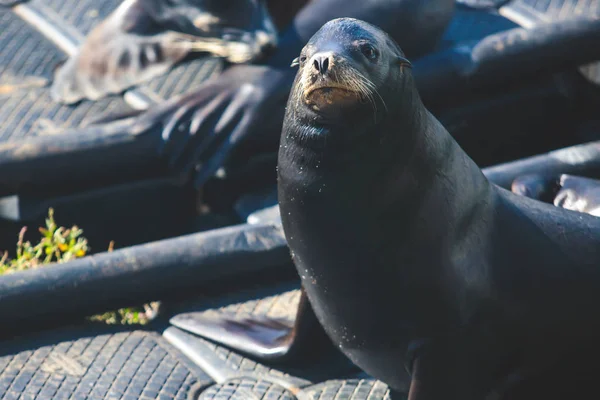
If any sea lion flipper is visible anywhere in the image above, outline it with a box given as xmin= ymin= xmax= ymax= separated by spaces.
xmin=170 ymin=288 xmax=332 ymax=363
xmin=169 ymin=312 xmax=295 ymax=360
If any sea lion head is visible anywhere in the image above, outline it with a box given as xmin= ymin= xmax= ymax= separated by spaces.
xmin=288 ymin=18 xmax=413 ymax=126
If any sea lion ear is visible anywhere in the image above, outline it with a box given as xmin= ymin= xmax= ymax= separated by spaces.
xmin=396 ymin=56 xmax=412 ymax=69
xmin=290 ymin=57 xmax=300 ymax=67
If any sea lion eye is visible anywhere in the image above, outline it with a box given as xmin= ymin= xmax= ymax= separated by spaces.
xmin=360 ymin=44 xmax=378 ymax=61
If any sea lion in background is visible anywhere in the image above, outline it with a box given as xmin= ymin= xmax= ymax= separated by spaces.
xmin=50 ymin=0 xmax=278 ymax=104
xmin=512 ymin=173 xmax=600 ymax=217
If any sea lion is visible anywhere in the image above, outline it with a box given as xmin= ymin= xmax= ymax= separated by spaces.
xmin=512 ymin=173 xmax=600 ymax=217
xmin=274 ymin=18 xmax=600 ymax=399
xmin=51 ymin=0 xmax=278 ymax=104
xmin=172 ymin=17 xmax=600 ymax=399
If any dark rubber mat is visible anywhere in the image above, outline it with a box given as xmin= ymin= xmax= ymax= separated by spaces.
xmin=199 ymin=334 xmax=299 ymax=378
xmin=306 ymin=380 xmax=395 ymax=400
xmin=0 ymin=7 xmax=127 ymax=142
xmin=197 ymin=377 xmax=297 ymax=400
xmin=196 ymin=378 xmax=396 ymax=400
xmin=164 ymin=326 xmax=400 ymax=400
xmin=0 ymin=286 xmax=401 ymax=399
xmin=198 ymin=289 xmax=301 ymax=327
xmin=42 ymin=0 xmax=123 ymax=36
xmin=0 ymin=1 xmax=222 ymax=142
xmin=0 ymin=327 xmax=212 ymax=400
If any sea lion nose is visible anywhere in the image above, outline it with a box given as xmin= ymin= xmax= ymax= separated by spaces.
xmin=312 ymin=52 xmax=333 ymax=75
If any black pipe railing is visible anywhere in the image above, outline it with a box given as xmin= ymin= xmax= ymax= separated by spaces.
xmin=415 ymin=17 xmax=600 ymax=107
xmin=483 ymin=140 xmax=600 ymax=189
xmin=0 ymin=221 xmax=291 ymax=334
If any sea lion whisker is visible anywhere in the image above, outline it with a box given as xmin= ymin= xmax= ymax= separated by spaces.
xmin=346 ymin=71 xmax=379 ymax=118
xmin=294 ymin=81 xmax=307 ymax=110
xmin=353 ymin=78 xmax=378 ymax=118
xmin=361 ymin=76 xmax=387 ymax=116
xmin=372 ymin=87 xmax=388 ymax=113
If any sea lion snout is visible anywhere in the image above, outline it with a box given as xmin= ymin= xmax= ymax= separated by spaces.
xmin=299 ymin=51 xmax=364 ymax=114
xmin=311 ymin=51 xmax=334 ymax=76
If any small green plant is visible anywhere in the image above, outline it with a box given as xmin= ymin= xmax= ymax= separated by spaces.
xmin=88 ymin=302 xmax=161 ymax=326
xmin=0 ymin=208 xmax=159 ymax=325
xmin=0 ymin=208 xmax=88 ymax=274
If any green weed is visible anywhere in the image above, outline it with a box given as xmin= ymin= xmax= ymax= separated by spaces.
xmin=0 ymin=208 xmax=159 ymax=325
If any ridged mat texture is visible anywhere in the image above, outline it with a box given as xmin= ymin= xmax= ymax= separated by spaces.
xmin=0 ymin=0 xmax=222 ymax=142
xmin=306 ymin=380 xmax=395 ymax=400
xmin=0 ymin=327 xmax=212 ymax=400
xmin=196 ymin=378 xmax=397 ymax=400
xmin=0 ymin=287 xmax=401 ymax=400
xmin=198 ymin=377 xmax=297 ymax=400
xmin=198 ymin=334 xmax=299 ymax=379
xmin=198 ymin=288 xmax=301 ymax=325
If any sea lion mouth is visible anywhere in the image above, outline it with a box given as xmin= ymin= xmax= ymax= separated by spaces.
xmin=303 ymin=84 xmax=362 ymax=112
xmin=304 ymin=83 xmax=357 ymax=97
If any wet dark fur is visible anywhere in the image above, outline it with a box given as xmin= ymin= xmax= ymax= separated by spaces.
xmin=278 ymin=18 xmax=600 ymax=399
